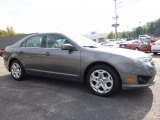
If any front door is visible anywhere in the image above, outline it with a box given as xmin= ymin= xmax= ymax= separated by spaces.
xmin=41 ymin=34 xmax=81 ymax=79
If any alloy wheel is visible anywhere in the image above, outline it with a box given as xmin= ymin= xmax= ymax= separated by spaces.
xmin=89 ymin=69 xmax=113 ymax=94
xmin=11 ymin=63 xmax=22 ymax=79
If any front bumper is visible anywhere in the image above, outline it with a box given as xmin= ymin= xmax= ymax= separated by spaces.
xmin=122 ymin=76 xmax=156 ymax=89
xmin=117 ymin=57 xmax=157 ymax=89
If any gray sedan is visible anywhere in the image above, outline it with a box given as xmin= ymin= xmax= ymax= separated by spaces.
xmin=3 ymin=33 xmax=156 ymax=96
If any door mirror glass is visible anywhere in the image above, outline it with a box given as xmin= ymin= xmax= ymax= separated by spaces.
xmin=61 ymin=44 xmax=74 ymax=51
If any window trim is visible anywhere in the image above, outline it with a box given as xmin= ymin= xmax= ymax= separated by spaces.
xmin=46 ymin=34 xmax=66 ymax=49
xmin=43 ymin=34 xmax=79 ymax=51
xmin=21 ymin=35 xmax=44 ymax=48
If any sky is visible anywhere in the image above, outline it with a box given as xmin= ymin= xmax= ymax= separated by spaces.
xmin=0 ymin=0 xmax=160 ymax=35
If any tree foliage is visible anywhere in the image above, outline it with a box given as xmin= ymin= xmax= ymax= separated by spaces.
xmin=107 ymin=31 xmax=114 ymax=39
xmin=112 ymin=18 xmax=160 ymax=39
xmin=6 ymin=26 xmax=15 ymax=35
xmin=0 ymin=26 xmax=16 ymax=37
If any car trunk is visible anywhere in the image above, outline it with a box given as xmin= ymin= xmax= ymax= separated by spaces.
xmin=139 ymin=44 xmax=151 ymax=52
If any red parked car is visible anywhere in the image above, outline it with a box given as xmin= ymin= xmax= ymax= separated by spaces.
xmin=0 ymin=49 xmax=4 ymax=56
xmin=119 ymin=40 xmax=151 ymax=52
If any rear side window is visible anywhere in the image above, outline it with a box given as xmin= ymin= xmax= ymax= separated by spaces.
xmin=22 ymin=35 xmax=43 ymax=47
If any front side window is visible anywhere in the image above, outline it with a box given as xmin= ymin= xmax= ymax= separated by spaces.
xmin=46 ymin=34 xmax=70 ymax=48
xmin=23 ymin=35 xmax=42 ymax=47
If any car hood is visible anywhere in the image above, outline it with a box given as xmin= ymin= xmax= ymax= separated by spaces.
xmin=91 ymin=47 xmax=150 ymax=59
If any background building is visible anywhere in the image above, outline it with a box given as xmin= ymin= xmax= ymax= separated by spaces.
xmin=84 ymin=32 xmax=108 ymax=43
xmin=0 ymin=34 xmax=28 ymax=49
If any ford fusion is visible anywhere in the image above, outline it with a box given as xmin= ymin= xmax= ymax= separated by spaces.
xmin=3 ymin=33 xmax=156 ymax=96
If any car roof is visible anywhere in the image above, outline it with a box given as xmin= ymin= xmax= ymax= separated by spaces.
xmin=123 ymin=40 xmax=138 ymax=44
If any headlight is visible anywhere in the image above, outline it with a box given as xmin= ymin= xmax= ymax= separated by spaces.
xmin=139 ymin=58 xmax=150 ymax=62
xmin=137 ymin=57 xmax=154 ymax=66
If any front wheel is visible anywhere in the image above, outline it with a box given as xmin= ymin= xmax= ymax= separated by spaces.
xmin=86 ymin=65 xmax=121 ymax=97
xmin=10 ymin=60 xmax=25 ymax=81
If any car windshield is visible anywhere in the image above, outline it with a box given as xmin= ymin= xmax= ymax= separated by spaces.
xmin=140 ymin=39 xmax=149 ymax=44
xmin=67 ymin=35 xmax=102 ymax=48
xmin=155 ymin=39 xmax=160 ymax=44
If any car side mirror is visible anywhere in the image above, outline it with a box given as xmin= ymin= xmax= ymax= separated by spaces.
xmin=61 ymin=44 xmax=75 ymax=51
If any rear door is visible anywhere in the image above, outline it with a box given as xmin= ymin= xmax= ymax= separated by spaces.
xmin=19 ymin=35 xmax=44 ymax=70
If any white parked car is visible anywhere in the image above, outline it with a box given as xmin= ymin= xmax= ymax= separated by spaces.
xmin=151 ymin=39 xmax=160 ymax=55
xmin=139 ymin=35 xmax=151 ymax=39
xmin=101 ymin=41 xmax=122 ymax=48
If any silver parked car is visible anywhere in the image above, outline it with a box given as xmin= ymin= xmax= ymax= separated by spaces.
xmin=151 ymin=39 xmax=160 ymax=55
xmin=3 ymin=33 xmax=156 ymax=96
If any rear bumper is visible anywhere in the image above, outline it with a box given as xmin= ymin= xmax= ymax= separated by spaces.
xmin=3 ymin=56 xmax=10 ymax=71
xmin=151 ymin=50 xmax=160 ymax=53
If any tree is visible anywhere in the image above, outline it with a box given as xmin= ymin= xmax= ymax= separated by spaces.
xmin=0 ymin=30 xmax=7 ymax=37
xmin=118 ymin=32 xmax=122 ymax=38
xmin=107 ymin=32 xmax=114 ymax=39
xmin=142 ymin=25 xmax=147 ymax=34
xmin=154 ymin=26 xmax=160 ymax=36
xmin=148 ymin=22 xmax=155 ymax=35
xmin=122 ymin=32 xmax=126 ymax=38
xmin=0 ymin=26 xmax=18 ymax=37
xmin=115 ymin=18 xmax=160 ymax=38
xmin=6 ymin=26 xmax=15 ymax=35
xmin=135 ymin=26 xmax=143 ymax=36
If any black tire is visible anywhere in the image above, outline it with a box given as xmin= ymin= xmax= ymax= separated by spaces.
xmin=153 ymin=52 xmax=157 ymax=55
xmin=10 ymin=60 xmax=25 ymax=81
xmin=135 ymin=48 xmax=139 ymax=51
xmin=86 ymin=65 xmax=121 ymax=97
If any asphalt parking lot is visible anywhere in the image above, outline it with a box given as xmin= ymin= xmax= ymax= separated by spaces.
xmin=0 ymin=55 xmax=160 ymax=120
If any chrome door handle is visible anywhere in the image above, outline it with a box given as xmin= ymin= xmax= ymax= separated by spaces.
xmin=43 ymin=52 xmax=50 ymax=56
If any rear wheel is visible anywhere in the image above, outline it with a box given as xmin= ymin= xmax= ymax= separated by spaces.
xmin=10 ymin=60 xmax=25 ymax=81
xmin=86 ymin=65 xmax=121 ymax=97
xmin=135 ymin=48 xmax=139 ymax=51
xmin=153 ymin=52 xmax=157 ymax=55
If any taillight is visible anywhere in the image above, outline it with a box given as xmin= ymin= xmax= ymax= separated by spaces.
xmin=120 ymin=44 xmax=125 ymax=47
